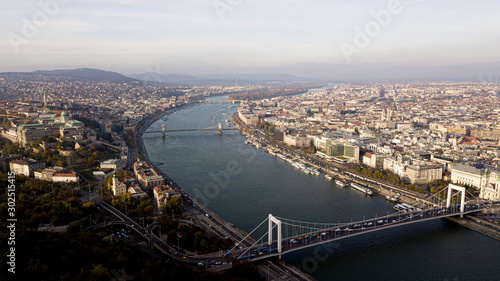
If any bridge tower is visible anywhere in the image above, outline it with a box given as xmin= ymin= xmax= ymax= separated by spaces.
xmin=446 ymin=184 xmax=465 ymax=217
xmin=268 ymin=214 xmax=282 ymax=253
xmin=218 ymin=123 xmax=222 ymax=135
xmin=161 ymin=125 xmax=165 ymax=137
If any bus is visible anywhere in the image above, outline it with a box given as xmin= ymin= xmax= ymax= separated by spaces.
xmin=237 ymin=255 xmax=251 ymax=260
xmin=268 ymin=248 xmax=278 ymax=254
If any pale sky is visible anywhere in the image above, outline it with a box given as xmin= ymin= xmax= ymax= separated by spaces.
xmin=1 ymin=0 xmax=499 ymax=80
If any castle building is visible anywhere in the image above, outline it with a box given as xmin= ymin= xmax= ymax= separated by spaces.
xmin=16 ymin=111 xmax=85 ymax=147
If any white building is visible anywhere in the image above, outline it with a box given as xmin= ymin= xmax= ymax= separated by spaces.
xmin=480 ymin=170 xmax=500 ymax=201
xmin=111 ymin=171 xmax=127 ymax=196
xmin=284 ymin=134 xmax=312 ymax=148
xmin=451 ymin=164 xmax=500 ymax=201
xmin=9 ymin=159 xmax=45 ymax=177
xmin=384 ymin=156 xmax=442 ymax=184
xmin=450 ymin=163 xmax=485 ymax=189
xmin=100 ymin=159 xmax=126 ymax=171
xmin=52 ymin=170 xmax=79 ymax=183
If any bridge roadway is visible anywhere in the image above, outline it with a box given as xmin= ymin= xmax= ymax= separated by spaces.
xmin=197 ymin=99 xmax=243 ymax=104
xmin=143 ymin=128 xmax=240 ymax=134
xmin=237 ymin=204 xmax=484 ymax=262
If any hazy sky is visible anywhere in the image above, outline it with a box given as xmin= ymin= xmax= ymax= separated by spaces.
xmin=1 ymin=0 xmax=499 ymax=80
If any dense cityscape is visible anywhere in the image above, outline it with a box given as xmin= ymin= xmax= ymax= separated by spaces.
xmin=2 ymin=0 xmax=500 ymax=280
xmin=1 ymin=72 xmax=499 ymax=280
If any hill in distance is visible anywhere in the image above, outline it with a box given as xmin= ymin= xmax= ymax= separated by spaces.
xmin=126 ymin=72 xmax=322 ymax=84
xmin=0 ymin=68 xmax=141 ymax=84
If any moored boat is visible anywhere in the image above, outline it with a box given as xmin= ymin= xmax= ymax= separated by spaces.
xmin=335 ymin=179 xmax=348 ymax=187
xmin=385 ymin=194 xmax=400 ymax=202
xmin=350 ymin=182 xmax=374 ymax=196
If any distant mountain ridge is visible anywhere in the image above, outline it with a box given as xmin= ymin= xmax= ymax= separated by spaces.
xmin=126 ymin=72 xmax=321 ymax=84
xmin=127 ymin=72 xmax=200 ymax=83
xmin=0 ymin=68 xmax=320 ymax=84
xmin=0 ymin=68 xmax=141 ymax=84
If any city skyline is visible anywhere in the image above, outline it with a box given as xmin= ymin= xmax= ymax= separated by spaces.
xmin=1 ymin=0 xmax=500 ymax=81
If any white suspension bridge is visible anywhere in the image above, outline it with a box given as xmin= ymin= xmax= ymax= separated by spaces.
xmin=225 ymin=184 xmax=488 ymax=262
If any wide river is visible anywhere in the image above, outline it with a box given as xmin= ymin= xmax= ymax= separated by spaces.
xmin=143 ymin=88 xmax=499 ymax=281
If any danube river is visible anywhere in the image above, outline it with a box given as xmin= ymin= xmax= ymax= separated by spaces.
xmin=143 ymin=90 xmax=499 ymax=281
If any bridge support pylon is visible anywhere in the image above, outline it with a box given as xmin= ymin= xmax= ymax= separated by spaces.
xmin=446 ymin=184 xmax=465 ymax=218
xmin=218 ymin=123 xmax=222 ymax=135
xmin=268 ymin=214 xmax=282 ymax=253
xmin=161 ymin=125 xmax=165 ymax=137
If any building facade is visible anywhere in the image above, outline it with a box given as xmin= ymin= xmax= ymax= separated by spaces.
xmin=111 ymin=171 xmax=127 ymax=196
xmin=100 ymin=159 xmax=126 ymax=171
xmin=450 ymin=163 xmax=485 ymax=188
xmin=326 ymin=143 xmax=360 ymax=163
xmin=134 ymin=161 xmax=164 ymax=191
xmin=153 ymin=185 xmax=180 ymax=213
xmin=451 ymin=164 xmax=500 ymax=201
xmin=9 ymin=159 xmax=46 ymax=177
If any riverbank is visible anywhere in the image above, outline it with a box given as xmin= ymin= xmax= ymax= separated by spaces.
xmin=446 ymin=216 xmax=500 ymax=240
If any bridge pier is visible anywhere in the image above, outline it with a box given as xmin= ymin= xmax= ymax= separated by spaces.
xmin=218 ymin=123 xmax=222 ymax=135
xmin=446 ymin=184 xmax=466 ymax=218
xmin=161 ymin=125 xmax=165 ymax=137
xmin=268 ymin=214 xmax=282 ymax=253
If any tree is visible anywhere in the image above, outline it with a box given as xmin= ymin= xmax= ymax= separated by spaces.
xmin=119 ymin=193 xmax=134 ymax=207
xmin=82 ymin=201 xmax=96 ymax=210
xmin=90 ymin=264 xmax=111 ymax=280
xmin=104 ymin=176 xmax=113 ymax=190
xmin=157 ymin=214 xmax=175 ymax=230
xmin=111 ymin=199 xmax=120 ymax=209
xmin=143 ymin=205 xmax=154 ymax=217
xmin=165 ymin=196 xmax=184 ymax=214
xmin=117 ymin=170 xmax=131 ymax=179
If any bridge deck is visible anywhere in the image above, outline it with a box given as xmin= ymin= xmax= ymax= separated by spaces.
xmin=235 ymin=206 xmax=483 ymax=262
xmin=144 ymin=128 xmax=240 ymax=133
